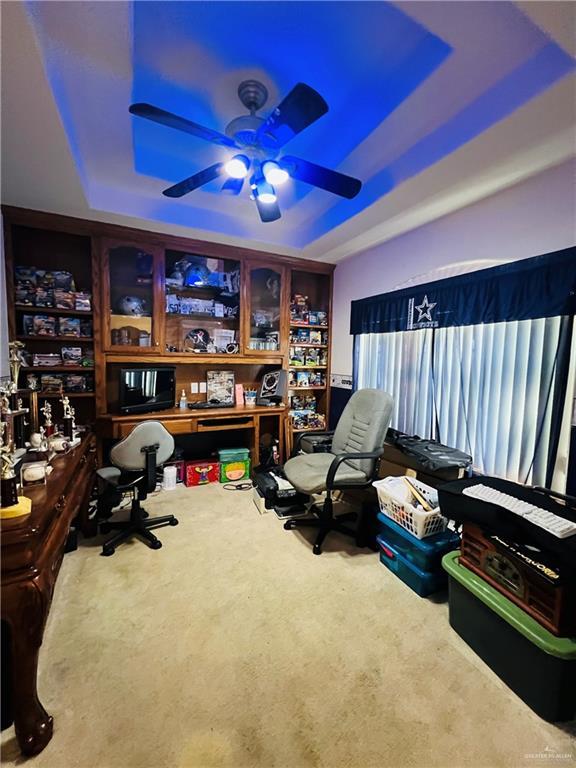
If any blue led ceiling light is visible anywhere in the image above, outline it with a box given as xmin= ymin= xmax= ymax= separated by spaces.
xmin=262 ymin=160 xmax=289 ymax=186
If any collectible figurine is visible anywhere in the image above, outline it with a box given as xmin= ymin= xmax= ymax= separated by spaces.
xmin=40 ymin=401 xmax=54 ymax=436
xmin=0 ymin=422 xmax=18 ymax=507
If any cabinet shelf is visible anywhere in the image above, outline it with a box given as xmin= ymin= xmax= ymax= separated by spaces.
xmin=166 ymin=313 xmax=238 ymax=323
xmin=289 ymin=365 xmax=327 ymax=370
xmin=289 ymin=343 xmax=327 ymax=349
xmin=17 ymin=336 xmax=94 ymax=343
xmin=290 ymin=323 xmax=329 ymax=330
xmin=288 ymin=385 xmax=326 ymax=391
xmin=24 ymin=366 xmax=92 ymax=372
xmin=27 ymin=392 xmax=95 ymax=398
xmin=15 ymin=305 xmax=92 ymax=316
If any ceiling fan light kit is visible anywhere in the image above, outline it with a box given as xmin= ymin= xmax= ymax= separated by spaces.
xmin=262 ymin=160 xmax=289 ymax=186
xmin=130 ymin=79 xmax=362 ymax=222
xmin=224 ymin=154 xmax=250 ymax=178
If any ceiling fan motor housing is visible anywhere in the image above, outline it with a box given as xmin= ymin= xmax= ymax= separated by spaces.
xmin=237 ymin=80 xmax=268 ymax=113
xmin=225 ymin=80 xmax=270 ymax=147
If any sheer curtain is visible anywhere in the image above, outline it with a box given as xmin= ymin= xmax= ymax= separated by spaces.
xmin=355 ymin=316 xmax=574 ymax=489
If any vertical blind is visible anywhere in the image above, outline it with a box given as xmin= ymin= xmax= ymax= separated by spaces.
xmin=355 ymin=316 xmax=573 ymax=488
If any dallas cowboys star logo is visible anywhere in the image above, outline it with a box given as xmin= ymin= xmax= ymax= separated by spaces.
xmin=415 ymin=295 xmax=436 ymax=323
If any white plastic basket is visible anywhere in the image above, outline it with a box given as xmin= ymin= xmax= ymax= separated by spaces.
xmin=373 ymin=476 xmax=447 ymax=539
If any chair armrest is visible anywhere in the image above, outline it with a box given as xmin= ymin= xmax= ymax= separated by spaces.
xmin=326 ymin=448 xmax=384 ymax=490
xmin=292 ymin=430 xmax=335 ymax=457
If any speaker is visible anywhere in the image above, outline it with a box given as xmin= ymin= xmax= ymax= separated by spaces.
xmin=257 ymin=369 xmax=287 ymax=405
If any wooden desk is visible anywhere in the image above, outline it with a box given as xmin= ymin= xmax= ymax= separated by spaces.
xmin=96 ymin=404 xmax=288 ymax=466
xmin=1 ymin=434 xmax=97 ymax=756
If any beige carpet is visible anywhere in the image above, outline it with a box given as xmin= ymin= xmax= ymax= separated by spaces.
xmin=2 ymin=484 xmax=574 ymax=768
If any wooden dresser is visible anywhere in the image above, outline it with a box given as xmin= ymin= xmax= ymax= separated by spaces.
xmin=1 ymin=434 xmax=97 ymax=756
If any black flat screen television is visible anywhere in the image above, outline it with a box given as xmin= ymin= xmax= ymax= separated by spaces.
xmin=119 ymin=367 xmax=176 ymax=414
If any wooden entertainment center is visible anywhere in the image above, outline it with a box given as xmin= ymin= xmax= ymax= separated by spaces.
xmin=3 ymin=206 xmax=334 ymax=458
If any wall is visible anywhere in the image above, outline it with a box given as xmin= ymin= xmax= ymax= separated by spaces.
xmin=331 ymin=160 xmax=576 ymax=378
xmin=0 ymin=215 xmax=9 ymax=380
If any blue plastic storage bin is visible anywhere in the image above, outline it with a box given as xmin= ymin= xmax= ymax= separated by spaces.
xmin=377 ymin=512 xmax=460 ymax=572
xmin=377 ymin=535 xmax=452 ymax=597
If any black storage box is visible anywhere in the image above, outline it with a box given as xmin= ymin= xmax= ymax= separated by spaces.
xmin=442 ymin=551 xmax=576 ymax=722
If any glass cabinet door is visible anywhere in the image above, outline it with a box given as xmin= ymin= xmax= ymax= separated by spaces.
xmin=245 ymin=262 xmax=286 ymax=354
xmin=102 ymin=240 xmax=160 ymax=351
xmin=164 ymin=250 xmax=241 ymax=355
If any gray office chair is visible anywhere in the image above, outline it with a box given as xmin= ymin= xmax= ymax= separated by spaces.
xmin=97 ymin=421 xmax=179 ymax=556
xmin=283 ymin=389 xmax=393 ymax=555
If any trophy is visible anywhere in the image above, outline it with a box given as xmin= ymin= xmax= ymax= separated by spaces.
xmin=61 ymin=395 xmax=74 ymax=439
xmin=0 ymin=422 xmax=18 ymax=508
xmin=40 ymin=401 xmax=55 ymax=436
xmin=0 ymin=389 xmax=10 ymax=416
xmin=8 ymin=341 xmax=26 ymax=410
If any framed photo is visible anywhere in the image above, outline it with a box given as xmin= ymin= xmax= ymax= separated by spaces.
xmin=206 ymin=370 xmax=235 ymax=405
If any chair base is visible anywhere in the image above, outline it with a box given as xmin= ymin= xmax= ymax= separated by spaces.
xmin=284 ymin=507 xmax=358 ymax=555
xmin=100 ymin=500 xmax=178 ymax=557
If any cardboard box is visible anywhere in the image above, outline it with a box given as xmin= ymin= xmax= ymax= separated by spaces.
xmin=184 ymin=460 xmax=219 ymax=486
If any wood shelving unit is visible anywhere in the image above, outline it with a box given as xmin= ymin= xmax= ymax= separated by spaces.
xmin=5 ymin=221 xmax=97 ymax=427
xmin=3 ymin=206 xmax=334 ymax=460
xmin=287 ymin=271 xmax=332 ymax=448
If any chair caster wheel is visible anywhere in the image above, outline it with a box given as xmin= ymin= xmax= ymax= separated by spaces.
xmin=100 ymin=523 xmax=111 ymax=534
xmin=150 ymin=540 xmax=162 ymax=550
xmin=313 ymin=545 xmax=322 ymax=555
xmin=284 ymin=520 xmax=295 ymax=530
xmin=101 ymin=546 xmax=115 ymax=557
xmin=169 ymin=518 xmax=179 ymax=526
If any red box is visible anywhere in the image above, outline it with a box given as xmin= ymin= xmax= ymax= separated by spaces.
xmin=184 ymin=460 xmax=219 ymax=486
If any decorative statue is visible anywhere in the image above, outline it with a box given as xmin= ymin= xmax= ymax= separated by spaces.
xmin=0 ymin=422 xmax=18 ymax=508
xmin=70 ymin=406 xmax=77 ymax=436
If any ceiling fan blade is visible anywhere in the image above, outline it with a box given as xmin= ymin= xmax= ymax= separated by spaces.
xmin=255 ymin=196 xmax=281 ymax=223
xmin=257 ymin=83 xmax=328 ymax=149
xmin=221 ymin=177 xmax=245 ymax=195
xmin=129 ymin=103 xmax=239 ymax=149
xmin=163 ymin=163 xmax=224 ymax=198
xmin=282 ymin=155 xmax=361 ymax=199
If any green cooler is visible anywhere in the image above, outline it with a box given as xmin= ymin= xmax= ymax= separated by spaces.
xmin=442 ymin=551 xmax=576 ymax=722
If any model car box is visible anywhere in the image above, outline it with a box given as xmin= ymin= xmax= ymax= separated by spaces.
xmin=184 ymin=460 xmax=219 ymax=487
xmin=218 ymin=448 xmax=250 ymax=483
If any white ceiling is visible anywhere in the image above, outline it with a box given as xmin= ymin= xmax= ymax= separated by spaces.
xmin=1 ymin=1 xmax=574 ymax=263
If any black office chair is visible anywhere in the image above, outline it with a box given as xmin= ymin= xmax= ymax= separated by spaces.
xmin=283 ymin=389 xmax=394 ymax=554
xmin=97 ymin=421 xmax=179 ymax=556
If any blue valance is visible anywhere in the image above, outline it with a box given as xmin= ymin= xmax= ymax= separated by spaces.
xmin=350 ymin=247 xmax=576 ymax=335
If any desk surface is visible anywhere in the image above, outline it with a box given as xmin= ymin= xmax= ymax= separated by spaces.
xmin=99 ymin=404 xmax=287 ymax=422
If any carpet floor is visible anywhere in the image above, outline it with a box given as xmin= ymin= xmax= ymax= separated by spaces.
xmin=1 ymin=484 xmax=574 ymax=768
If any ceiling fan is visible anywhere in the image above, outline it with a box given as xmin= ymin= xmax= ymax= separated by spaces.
xmin=129 ymin=80 xmax=362 ymax=223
